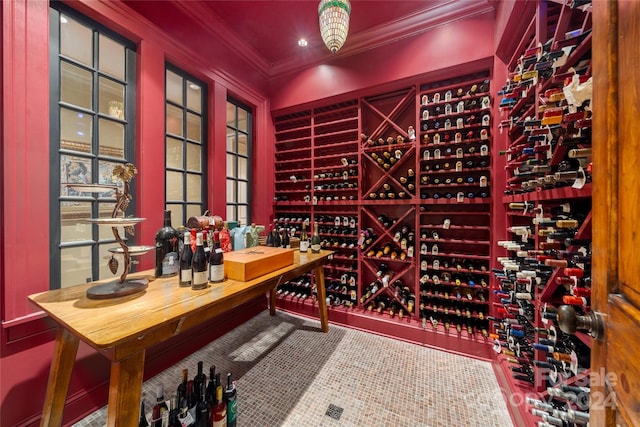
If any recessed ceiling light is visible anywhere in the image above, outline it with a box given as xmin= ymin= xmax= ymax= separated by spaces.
xmin=60 ymin=16 xmax=68 ymax=24
xmin=189 ymin=83 xmax=200 ymax=90
xmin=298 ymin=38 xmax=308 ymax=47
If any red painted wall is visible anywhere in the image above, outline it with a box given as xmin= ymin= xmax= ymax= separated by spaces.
xmin=269 ymin=11 xmax=496 ymax=112
xmin=0 ymin=1 xmax=271 ymax=425
xmin=1 ymin=1 xmax=504 ymax=425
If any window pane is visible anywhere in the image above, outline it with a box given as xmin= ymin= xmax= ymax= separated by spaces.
xmin=99 ymin=35 xmax=125 ymax=79
xmin=226 ymin=205 xmax=235 ymax=222
xmin=98 ymin=160 xmax=126 ymax=189
xmin=61 ymin=108 xmax=93 ymax=149
xmin=61 ymin=155 xmax=92 ymax=194
xmin=166 ymin=171 xmax=183 ymax=201
xmin=187 ymin=204 xmax=201 ymax=224
xmin=60 ymin=15 xmax=92 ymax=66
xmin=98 ymin=118 xmax=125 ymax=158
xmin=61 ymin=62 xmax=93 ymax=109
xmin=61 ymin=246 xmax=93 ymax=287
xmin=99 ymin=77 xmax=125 ymax=119
xmin=238 ymin=108 xmax=248 ymax=132
xmin=186 ymin=143 xmax=201 ymax=172
xmin=166 ymin=137 xmax=183 ymax=169
xmin=226 ymin=102 xmax=235 ymax=127
xmin=99 ymin=243 xmax=124 ymax=280
xmin=238 ymin=181 xmax=248 ymax=203
xmin=166 ymin=104 xmax=183 ymax=136
xmin=238 ymin=133 xmax=248 ymax=156
xmin=226 ymin=130 xmax=236 ymax=152
xmin=186 ymin=112 xmax=201 ymax=142
xmin=186 ymin=81 xmax=201 ymax=113
xmin=98 ymin=202 xmax=123 ymax=240
xmin=166 ymin=70 xmax=183 ymax=105
xmin=227 ymin=154 xmax=236 ymax=177
xmin=238 ymin=157 xmax=248 ymax=180
xmin=186 ymin=173 xmax=201 ymax=202
xmin=167 ymin=204 xmax=184 ymax=228
xmin=238 ymin=205 xmax=248 ymax=226
xmin=226 ymin=179 xmax=235 ymax=203
xmin=60 ymin=201 xmax=92 ymax=243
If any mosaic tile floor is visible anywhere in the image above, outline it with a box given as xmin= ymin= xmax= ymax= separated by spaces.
xmin=72 ymin=311 xmax=514 ymax=427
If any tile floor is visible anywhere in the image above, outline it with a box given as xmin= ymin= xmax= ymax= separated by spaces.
xmin=72 ymin=311 xmax=514 ymax=427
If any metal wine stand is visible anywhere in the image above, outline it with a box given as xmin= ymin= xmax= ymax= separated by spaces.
xmin=67 ymin=164 xmax=152 ymax=299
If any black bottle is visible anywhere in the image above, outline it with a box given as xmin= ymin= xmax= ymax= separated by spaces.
xmin=155 ymin=210 xmax=180 ymax=278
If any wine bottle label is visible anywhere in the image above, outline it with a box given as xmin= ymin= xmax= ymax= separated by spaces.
xmin=311 ymin=243 xmax=321 ymax=253
xmin=227 ymin=399 xmax=237 ymax=425
xmin=180 ymin=269 xmax=192 ymax=284
xmin=299 ymin=240 xmax=309 ymax=252
xmin=161 ymin=252 xmax=179 ymax=276
xmin=192 ymin=271 xmax=208 ymax=289
xmin=209 ymin=264 xmax=224 ymax=283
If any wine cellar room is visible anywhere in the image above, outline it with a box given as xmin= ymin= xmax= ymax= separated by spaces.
xmin=2 ymin=1 xmax=640 ymax=426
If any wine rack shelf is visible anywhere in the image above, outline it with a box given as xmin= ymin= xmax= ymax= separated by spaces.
xmin=493 ymin=2 xmax=594 ymax=426
xmin=272 ymin=72 xmax=494 ymax=359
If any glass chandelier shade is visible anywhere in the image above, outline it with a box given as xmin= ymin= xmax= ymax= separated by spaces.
xmin=318 ymin=0 xmax=351 ymax=54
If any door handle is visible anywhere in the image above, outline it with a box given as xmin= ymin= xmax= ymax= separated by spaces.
xmin=557 ymin=305 xmax=605 ymax=341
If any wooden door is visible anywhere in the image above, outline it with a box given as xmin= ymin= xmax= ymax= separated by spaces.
xmin=592 ymin=1 xmax=640 ymax=425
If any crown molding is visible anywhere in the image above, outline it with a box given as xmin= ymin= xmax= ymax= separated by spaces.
xmin=270 ymin=0 xmax=495 ymax=78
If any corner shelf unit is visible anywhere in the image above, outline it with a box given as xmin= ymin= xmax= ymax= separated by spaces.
xmin=493 ymin=2 xmax=593 ymax=426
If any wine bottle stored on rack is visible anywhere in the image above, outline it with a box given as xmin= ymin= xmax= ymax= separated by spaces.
xmin=155 ymin=210 xmax=180 ymax=278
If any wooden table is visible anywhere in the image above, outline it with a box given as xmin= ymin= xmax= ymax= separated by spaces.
xmin=29 ymin=250 xmax=332 ymax=426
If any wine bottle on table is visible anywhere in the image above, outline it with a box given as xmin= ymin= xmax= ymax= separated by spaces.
xmin=299 ymin=222 xmax=309 ymax=252
xmin=191 ymin=233 xmax=208 ymax=290
xmin=208 ymin=231 xmax=224 ymax=283
xmin=168 ymin=394 xmax=181 ymax=427
xmin=155 ymin=210 xmax=180 ymax=278
xmin=177 ymin=397 xmax=195 ymax=426
xmin=311 ymin=222 xmax=321 ymax=253
xmin=224 ymin=373 xmax=237 ymax=427
xmin=179 ymin=232 xmax=193 ymax=287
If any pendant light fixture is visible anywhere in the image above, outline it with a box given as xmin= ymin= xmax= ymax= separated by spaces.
xmin=318 ymin=0 xmax=351 ymax=54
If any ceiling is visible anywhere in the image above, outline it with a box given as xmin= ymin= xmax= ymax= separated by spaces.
xmin=125 ymin=0 xmax=495 ymax=78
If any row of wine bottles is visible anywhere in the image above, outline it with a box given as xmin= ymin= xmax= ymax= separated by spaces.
xmin=420 ymin=311 xmax=489 ymax=336
xmin=421 ymin=96 xmax=491 ymax=120
xmin=139 ymin=361 xmax=236 ymax=427
xmin=420 ymin=79 xmax=490 ymax=106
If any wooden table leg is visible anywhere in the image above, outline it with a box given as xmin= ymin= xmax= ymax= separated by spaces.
xmin=106 ymin=350 xmax=145 ymax=426
xmin=269 ymin=287 xmax=277 ymax=316
xmin=314 ymin=265 xmax=329 ymax=333
xmin=40 ymin=327 xmax=80 ymax=427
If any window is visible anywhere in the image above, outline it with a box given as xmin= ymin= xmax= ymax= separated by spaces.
xmin=165 ymin=66 xmax=207 ymax=227
xmin=226 ymin=99 xmax=252 ymax=225
xmin=50 ymin=6 xmax=136 ymax=289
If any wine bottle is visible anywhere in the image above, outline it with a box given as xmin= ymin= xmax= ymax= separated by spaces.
xmin=205 ymin=366 xmax=216 ymax=405
xmin=211 ymin=384 xmax=227 ymax=427
xmin=190 ymin=361 xmax=206 ymax=401
xmin=224 ymin=373 xmax=237 ymax=427
xmin=179 ymin=232 xmax=193 ymax=287
xmin=299 ymin=221 xmax=309 ymax=252
xmin=195 ymin=380 xmax=209 ymax=427
xmin=177 ymin=369 xmax=188 ymax=406
xmin=208 ymin=231 xmax=224 ymax=283
xmin=311 ymin=221 xmax=321 ymax=253
xmin=177 ymin=397 xmax=195 ymax=426
xmin=139 ymin=398 xmax=149 ymax=427
xmin=168 ymin=394 xmax=181 ymax=427
xmin=152 ymin=384 xmax=169 ymax=427
xmin=191 ymin=232 xmax=208 ymax=290
xmin=155 ymin=210 xmax=180 ymax=278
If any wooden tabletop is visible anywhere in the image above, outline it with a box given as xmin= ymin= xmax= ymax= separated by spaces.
xmin=29 ymin=250 xmax=333 ymax=359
